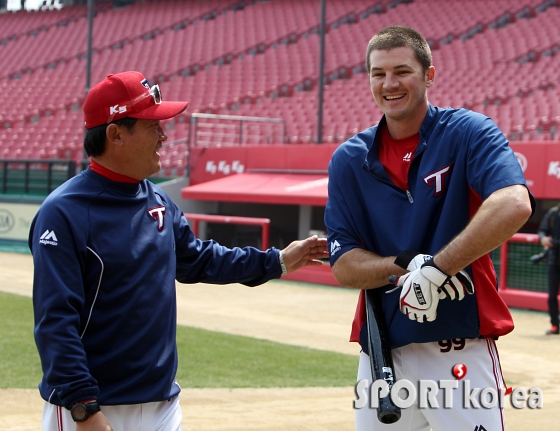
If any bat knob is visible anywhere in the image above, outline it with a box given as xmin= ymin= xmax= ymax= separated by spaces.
xmin=388 ymin=275 xmax=398 ymax=284
xmin=379 ymin=410 xmax=401 ymax=424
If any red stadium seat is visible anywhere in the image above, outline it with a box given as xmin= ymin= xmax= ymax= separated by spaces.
xmin=3 ymin=0 xmax=560 ymax=167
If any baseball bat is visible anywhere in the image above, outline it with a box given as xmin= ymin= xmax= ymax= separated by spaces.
xmin=364 ymin=287 xmax=401 ymax=424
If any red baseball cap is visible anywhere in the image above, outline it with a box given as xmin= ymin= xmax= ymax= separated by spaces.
xmin=83 ymin=71 xmax=189 ymax=129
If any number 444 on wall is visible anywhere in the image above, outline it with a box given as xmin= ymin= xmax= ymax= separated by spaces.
xmin=205 ymin=160 xmax=245 ymax=176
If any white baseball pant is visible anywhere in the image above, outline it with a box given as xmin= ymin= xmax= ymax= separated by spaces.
xmin=42 ymin=394 xmax=182 ymax=431
xmin=355 ymin=338 xmax=506 ymax=431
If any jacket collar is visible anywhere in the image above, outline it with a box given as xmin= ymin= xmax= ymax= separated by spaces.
xmin=364 ymin=103 xmax=437 ymax=173
xmin=375 ymin=103 xmax=437 ymax=143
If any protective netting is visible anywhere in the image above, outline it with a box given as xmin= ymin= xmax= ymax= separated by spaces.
xmin=493 ymin=242 xmax=548 ymax=293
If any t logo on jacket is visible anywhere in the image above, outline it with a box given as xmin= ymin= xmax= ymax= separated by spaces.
xmin=148 ymin=206 xmax=166 ymax=231
xmin=424 ymin=163 xmax=453 ymax=196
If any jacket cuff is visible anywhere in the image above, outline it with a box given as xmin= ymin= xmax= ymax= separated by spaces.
xmin=63 ymin=388 xmax=99 ymax=410
xmin=394 ymin=249 xmax=420 ymax=270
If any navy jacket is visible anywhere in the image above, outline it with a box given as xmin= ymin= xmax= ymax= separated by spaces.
xmin=29 ymin=168 xmax=282 ymax=408
xmin=325 ymin=105 xmax=533 ymax=351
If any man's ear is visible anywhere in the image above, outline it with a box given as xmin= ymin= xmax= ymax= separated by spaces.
xmin=425 ymin=66 xmax=435 ymax=88
xmin=106 ymin=123 xmax=124 ymax=146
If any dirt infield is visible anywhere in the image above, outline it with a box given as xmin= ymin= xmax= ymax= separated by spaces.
xmin=1 ymin=251 xmax=559 ymax=430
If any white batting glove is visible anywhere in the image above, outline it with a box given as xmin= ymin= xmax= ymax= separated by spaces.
xmin=394 ymin=250 xmax=432 ymax=272
xmin=438 ymin=270 xmax=474 ymax=300
xmin=394 ymin=250 xmax=475 ymax=302
xmin=396 ymin=260 xmax=448 ymax=322
xmin=406 ymin=253 xmax=432 ymax=271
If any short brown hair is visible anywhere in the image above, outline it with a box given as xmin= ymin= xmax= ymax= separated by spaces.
xmin=365 ymin=25 xmax=432 ymax=73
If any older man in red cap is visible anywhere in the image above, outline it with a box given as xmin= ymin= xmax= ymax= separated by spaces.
xmin=29 ymin=71 xmax=328 ymax=431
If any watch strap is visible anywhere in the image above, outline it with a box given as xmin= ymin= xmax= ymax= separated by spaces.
xmin=70 ymin=400 xmax=100 ymax=422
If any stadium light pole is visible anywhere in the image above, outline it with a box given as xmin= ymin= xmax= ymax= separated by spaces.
xmin=83 ymin=0 xmax=95 ymax=164
xmin=86 ymin=0 xmax=94 ymax=95
xmin=317 ymin=0 xmax=326 ymax=144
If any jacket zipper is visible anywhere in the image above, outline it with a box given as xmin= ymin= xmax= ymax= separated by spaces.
xmin=363 ymin=169 xmax=415 ymax=204
xmin=406 ymin=190 xmax=414 ymax=203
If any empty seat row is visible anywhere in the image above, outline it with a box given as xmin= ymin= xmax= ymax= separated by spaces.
xmin=2 ymin=0 xmax=560 ymax=165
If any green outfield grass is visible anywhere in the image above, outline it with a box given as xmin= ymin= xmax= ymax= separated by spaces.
xmin=0 ymin=291 xmax=42 ymax=388
xmin=0 ymin=291 xmax=357 ymax=389
xmin=177 ymin=326 xmax=357 ymax=388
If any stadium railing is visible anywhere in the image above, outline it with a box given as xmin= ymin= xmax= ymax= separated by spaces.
xmin=184 ymin=213 xmax=270 ymax=251
xmin=188 ymin=113 xmax=286 ymax=147
xmin=0 ymin=159 xmax=75 ymax=197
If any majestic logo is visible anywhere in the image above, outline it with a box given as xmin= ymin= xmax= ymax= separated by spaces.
xmin=0 ymin=209 xmax=15 ymax=233
xmin=423 ymin=164 xmax=453 ymax=196
xmin=474 ymin=425 xmax=488 ymax=431
xmin=403 ymin=152 xmax=412 ymax=162
xmin=330 ymin=240 xmax=341 ymax=256
xmin=147 ymin=206 xmax=166 ymax=231
xmin=39 ymin=229 xmax=58 ymax=246
xmin=413 ymin=283 xmax=426 ymax=305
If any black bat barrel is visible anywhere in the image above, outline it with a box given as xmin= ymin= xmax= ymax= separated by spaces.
xmin=365 ymin=288 xmax=401 ymax=424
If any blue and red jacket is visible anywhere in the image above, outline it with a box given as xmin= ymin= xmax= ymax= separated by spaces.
xmin=29 ymin=167 xmax=282 ymax=408
xmin=325 ymin=104 xmax=534 ymax=351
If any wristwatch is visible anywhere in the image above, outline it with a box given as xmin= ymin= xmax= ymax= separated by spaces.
xmin=70 ymin=400 xmax=100 ymax=422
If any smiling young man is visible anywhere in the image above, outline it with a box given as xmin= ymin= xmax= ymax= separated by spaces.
xmin=324 ymin=26 xmax=533 ymax=430
xmin=29 ymin=71 xmax=328 ymax=431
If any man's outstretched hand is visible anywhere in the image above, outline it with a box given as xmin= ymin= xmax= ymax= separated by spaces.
xmin=281 ymin=235 xmax=329 ymax=274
